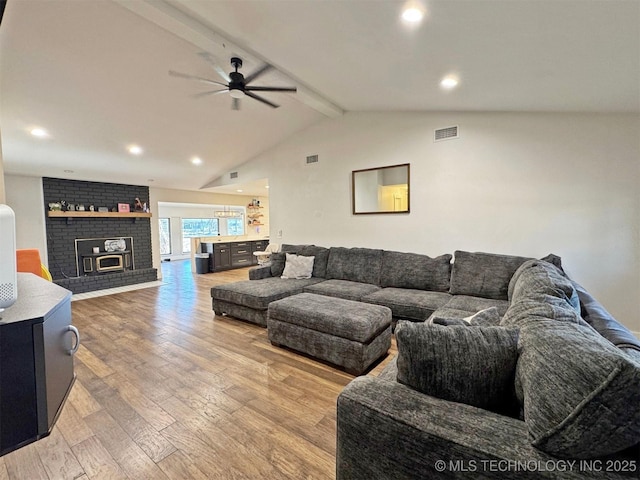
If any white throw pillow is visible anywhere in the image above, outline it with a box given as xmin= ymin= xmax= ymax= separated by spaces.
xmin=281 ymin=253 xmax=315 ymax=279
xmin=463 ymin=306 xmax=501 ymax=326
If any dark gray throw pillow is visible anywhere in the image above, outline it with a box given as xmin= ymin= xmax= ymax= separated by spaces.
xmin=395 ymin=322 xmax=519 ymax=414
xmin=270 ymin=252 xmax=287 ymax=277
xmin=517 ymin=320 xmax=640 ymax=458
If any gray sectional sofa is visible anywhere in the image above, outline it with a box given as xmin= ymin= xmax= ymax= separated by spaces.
xmin=211 ymin=245 xmax=517 ymax=328
xmin=337 ymin=259 xmax=640 ymax=479
xmin=211 ymin=245 xmax=640 ymax=478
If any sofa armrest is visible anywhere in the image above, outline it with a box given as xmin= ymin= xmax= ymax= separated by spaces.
xmin=337 ymin=376 xmax=627 ymax=480
xmin=249 ymin=265 xmax=273 ymax=280
xmin=571 ymin=280 xmax=640 ymax=351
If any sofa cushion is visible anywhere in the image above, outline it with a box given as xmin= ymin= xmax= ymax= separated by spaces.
xmin=501 ymin=295 xmax=584 ymax=327
xmin=449 ymin=251 xmax=532 ymax=300
xmin=517 ymin=319 xmax=640 ymax=458
xmin=444 ymin=295 xmax=509 ymax=316
xmin=281 ymin=253 xmax=315 ymax=279
xmin=508 ymin=259 xmax=580 ymax=314
xmin=362 ymin=288 xmax=451 ymax=322
xmin=303 ymin=279 xmax=380 ymax=302
xmin=326 ymin=247 xmax=384 ymax=285
xmin=395 ymin=322 xmax=519 ymax=414
xmin=380 ymin=251 xmax=451 ymax=292
xmin=211 ymin=277 xmax=325 ymax=310
xmin=272 ymin=244 xmax=330 ymax=278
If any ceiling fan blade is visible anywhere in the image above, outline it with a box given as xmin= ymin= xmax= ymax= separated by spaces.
xmin=245 ymin=86 xmax=297 ymax=92
xmin=245 ymin=91 xmax=279 ymax=108
xmin=191 ymin=89 xmax=229 ymax=99
xmin=232 ymin=98 xmax=240 ymax=110
xmin=168 ymin=70 xmax=227 ymax=87
xmin=244 ymin=64 xmax=272 ymax=84
xmin=197 ymin=52 xmax=231 ymax=82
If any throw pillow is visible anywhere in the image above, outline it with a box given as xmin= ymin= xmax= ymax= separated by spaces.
xmin=281 ymin=253 xmax=315 ymax=279
xmin=270 ymin=252 xmax=288 ymax=277
xmin=517 ymin=320 xmax=640 ymax=458
xmin=464 ymin=306 xmax=501 ymax=326
xmin=395 ymin=321 xmax=519 ymax=414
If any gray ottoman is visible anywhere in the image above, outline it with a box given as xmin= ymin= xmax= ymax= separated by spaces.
xmin=267 ymin=292 xmax=392 ymax=375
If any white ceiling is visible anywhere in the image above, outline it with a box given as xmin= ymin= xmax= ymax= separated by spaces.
xmin=1 ymin=0 xmax=638 ymax=195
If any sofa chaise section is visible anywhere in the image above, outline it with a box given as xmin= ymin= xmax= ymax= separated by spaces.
xmin=212 ymin=277 xmax=324 ymax=326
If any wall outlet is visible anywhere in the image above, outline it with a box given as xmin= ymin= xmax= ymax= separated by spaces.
xmin=277 ymin=229 xmax=283 ymax=238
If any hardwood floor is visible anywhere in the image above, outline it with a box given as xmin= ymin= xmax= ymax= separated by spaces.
xmin=0 ymin=260 xmax=396 ymax=479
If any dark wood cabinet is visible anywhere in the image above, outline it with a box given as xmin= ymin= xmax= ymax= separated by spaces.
xmin=230 ymin=242 xmax=252 ymax=268
xmin=204 ymin=240 xmax=268 ymax=272
xmin=0 ymin=273 xmax=77 ymax=456
xmin=213 ymin=243 xmax=231 ymax=271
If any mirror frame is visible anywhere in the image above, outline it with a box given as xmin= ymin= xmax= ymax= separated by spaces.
xmin=351 ymin=163 xmax=410 ymax=215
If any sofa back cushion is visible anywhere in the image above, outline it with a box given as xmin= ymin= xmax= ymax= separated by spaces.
xmin=450 ymin=251 xmax=531 ymax=300
xmin=271 ymin=244 xmax=329 ymax=278
xmin=379 ymin=251 xmax=452 ymax=292
xmin=507 ymin=259 xmax=580 ymax=313
xmin=326 ymin=247 xmax=384 ymax=285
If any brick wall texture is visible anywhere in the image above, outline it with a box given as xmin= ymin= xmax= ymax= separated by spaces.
xmin=43 ymin=177 xmax=157 ymax=293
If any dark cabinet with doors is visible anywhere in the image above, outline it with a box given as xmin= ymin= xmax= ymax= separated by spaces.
xmin=213 ymin=243 xmax=232 ymax=271
xmin=203 ymin=240 xmax=269 ymax=272
xmin=0 ymin=273 xmax=78 ymax=456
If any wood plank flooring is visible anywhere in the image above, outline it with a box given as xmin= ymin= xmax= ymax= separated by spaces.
xmin=1 ymin=260 xmax=396 ymax=479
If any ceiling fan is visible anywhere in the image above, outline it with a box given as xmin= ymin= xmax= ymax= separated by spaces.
xmin=169 ymin=54 xmax=297 ymax=110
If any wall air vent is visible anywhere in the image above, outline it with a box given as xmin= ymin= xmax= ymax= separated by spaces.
xmin=230 ymin=171 xmax=238 ymax=179
xmin=434 ymin=125 xmax=459 ymax=142
xmin=306 ymin=155 xmax=319 ymax=165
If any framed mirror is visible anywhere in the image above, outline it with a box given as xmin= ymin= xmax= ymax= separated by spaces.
xmin=352 ymin=163 xmax=410 ymax=215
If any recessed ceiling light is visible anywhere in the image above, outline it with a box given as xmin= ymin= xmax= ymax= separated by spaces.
xmin=440 ymin=75 xmax=459 ymax=90
xmin=265 ymin=185 xmax=270 ymax=189
xmin=64 ymin=169 xmax=74 ymax=173
xmin=236 ymin=189 xmax=244 ymax=193
xmin=191 ymin=156 xmax=203 ymax=165
xmin=128 ymin=145 xmax=143 ymax=155
xmin=401 ymin=6 xmax=424 ymax=23
xmin=30 ymin=127 xmax=49 ymax=138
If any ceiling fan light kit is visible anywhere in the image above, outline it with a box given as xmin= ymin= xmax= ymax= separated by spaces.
xmin=170 ymin=55 xmax=296 ymax=109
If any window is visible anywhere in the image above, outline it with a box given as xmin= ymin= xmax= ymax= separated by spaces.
xmin=159 ymin=218 xmax=171 ymax=255
xmin=226 ymin=217 xmax=245 ymax=236
xmin=181 ymin=218 xmax=219 ymax=254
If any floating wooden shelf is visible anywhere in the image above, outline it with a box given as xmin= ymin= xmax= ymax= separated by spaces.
xmin=47 ymin=211 xmax=152 ymax=219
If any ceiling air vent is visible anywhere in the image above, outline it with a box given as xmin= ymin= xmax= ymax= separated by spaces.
xmin=306 ymin=155 xmax=319 ymax=165
xmin=434 ymin=125 xmax=459 ymax=142
xmin=230 ymin=171 xmax=238 ymax=179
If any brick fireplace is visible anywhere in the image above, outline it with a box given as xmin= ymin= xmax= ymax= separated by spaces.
xmin=43 ymin=178 xmax=157 ymax=294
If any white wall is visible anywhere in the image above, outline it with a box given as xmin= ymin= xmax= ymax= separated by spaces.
xmin=4 ymin=174 xmax=48 ymax=265
xmin=221 ymin=111 xmax=640 ymax=332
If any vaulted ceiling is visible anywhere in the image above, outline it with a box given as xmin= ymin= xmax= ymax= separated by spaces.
xmin=1 ymin=0 xmax=638 ymax=194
